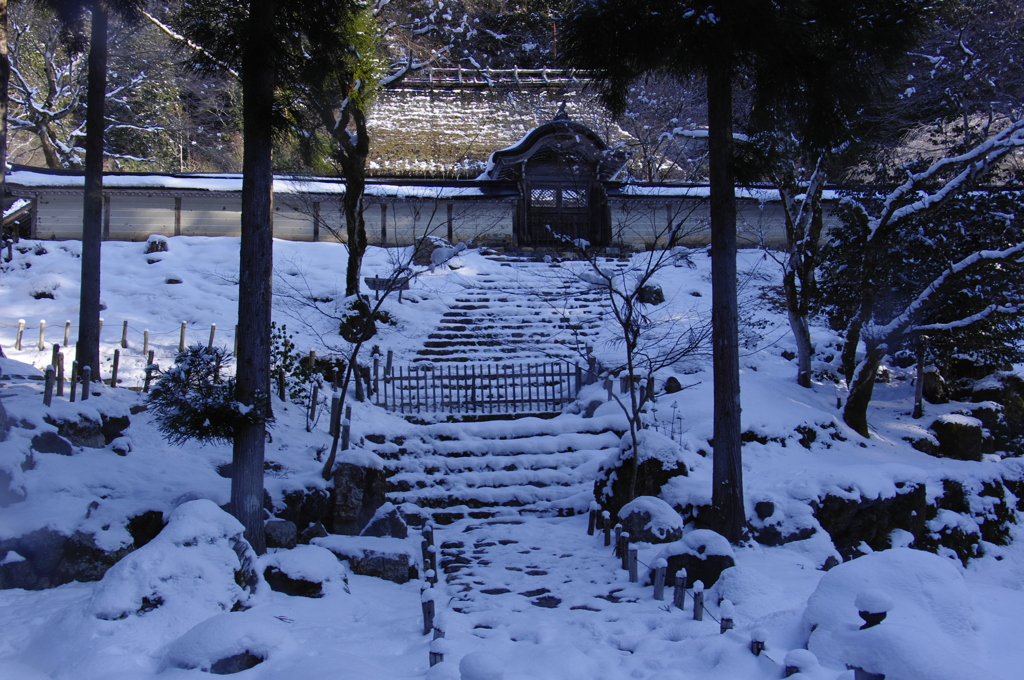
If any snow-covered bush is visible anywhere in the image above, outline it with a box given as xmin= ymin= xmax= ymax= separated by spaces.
xmin=148 ymin=344 xmax=271 ymax=445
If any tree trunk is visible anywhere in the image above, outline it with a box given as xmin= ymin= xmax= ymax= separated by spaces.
xmin=843 ymin=343 xmax=887 ymax=438
xmin=706 ymin=58 xmax=744 ymax=543
xmin=76 ymin=0 xmax=108 ymax=386
xmin=0 ymin=0 xmax=9 ymax=225
xmin=339 ymin=106 xmax=369 ymax=298
xmin=232 ymin=0 xmax=277 ymax=555
xmin=785 ymin=278 xmax=814 ymax=388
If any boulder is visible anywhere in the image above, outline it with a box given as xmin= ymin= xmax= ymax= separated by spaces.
xmin=618 ymin=496 xmax=683 ymax=543
xmin=657 ymin=530 xmax=735 ymax=589
xmin=262 ymin=545 xmax=348 ymax=599
xmin=360 ymin=502 xmax=408 ymax=538
xmin=637 ymin=284 xmax=665 ymax=305
xmin=276 ymin=487 xmax=332 ymax=534
xmin=45 ymin=414 xmax=105 ymax=448
xmin=664 ymin=376 xmax=683 ymax=394
xmin=314 ymin=536 xmax=417 ymax=584
xmin=594 ymin=430 xmax=694 ymax=520
xmin=265 ymin=520 xmax=298 ymax=550
xmin=332 ymin=459 xmax=387 ymax=535
xmin=922 ymin=368 xmax=948 ymax=404
xmin=30 ymin=431 xmax=73 ymax=456
xmin=928 ymin=414 xmax=987 ymax=461
xmin=655 ymin=528 xmax=737 ymax=585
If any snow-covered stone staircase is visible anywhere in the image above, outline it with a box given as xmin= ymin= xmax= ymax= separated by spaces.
xmin=414 ymin=259 xmax=623 ymax=364
xmin=369 ymin=413 xmax=626 ymax=525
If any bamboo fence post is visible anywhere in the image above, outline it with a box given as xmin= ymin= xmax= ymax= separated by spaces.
xmin=120 ymin=321 xmax=129 ymax=348
xmin=63 ymin=320 xmax=70 ymax=347
xmin=111 ymin=349 xmax=120 ymax=387
xmin=143 ymin=330 xmax=149 ymax=359
xmin=15 ymin=319 xmax=24 ymax=350
xmin=207 ymin=323 xmax=216 ymax=349
xmin=179 ymin=321 xmax=186 ymax=352
xmin=38 ymin=319 xmax=46 ymax=350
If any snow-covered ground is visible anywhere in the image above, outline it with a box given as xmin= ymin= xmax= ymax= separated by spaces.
xmin=1 ymin=237 xmax=1023 ymax=679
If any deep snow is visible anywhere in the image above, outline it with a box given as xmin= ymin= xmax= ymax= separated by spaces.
xmin=1 ymin=237 xmax=1023 ymax=679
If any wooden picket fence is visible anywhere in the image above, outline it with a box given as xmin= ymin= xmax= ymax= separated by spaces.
xmin=374 ymin=361 xmax=585 ymax=416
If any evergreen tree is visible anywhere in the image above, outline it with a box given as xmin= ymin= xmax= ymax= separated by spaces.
xmin=561 ymin=0 xmax=932 ymax=542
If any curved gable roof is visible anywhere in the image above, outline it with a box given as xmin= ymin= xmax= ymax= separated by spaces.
xmin=483 ymin=119 xmax=626 ymax=182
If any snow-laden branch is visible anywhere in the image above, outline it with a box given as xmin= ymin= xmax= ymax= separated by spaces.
xmin=868 ymin=117 xmax=1024 ymax=238
xmin=916 ymin=304 xmax=1019 ymax=332
xmin=870 ymin=243 xmax=1024 ymax=340
xmin=143 ymin=11 xmax=240 ymax=78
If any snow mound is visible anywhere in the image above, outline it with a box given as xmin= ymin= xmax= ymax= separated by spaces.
xmin=804 ymin=548 xmax=992 ymax=679
xmin=618 ymin=495 xmax=683 ymax=541
xmin=89 ymin=499 xmax=264 ymax=622
xmin=163 ymin=610 xmax=293 ymax=673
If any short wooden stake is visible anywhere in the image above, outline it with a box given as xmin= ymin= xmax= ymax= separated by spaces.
xmin=50 ymin=343 xmax=60 ymax=369
xmin=429 ymin=636 xmax=445 ymax=667
xmin=5 ymin=239 xmax=12 ymax=262
xmin=179 ymin=321 xmax=186 ymax=352
xmin=143 ymin=330 xmax=149 ymax=359
xmin=613 ymin=523 xmax=623 ymax=555
xmin=692 ymin=581 xmax=704 ymax=621
xmin=588 ymin=501 xmax=600 ymax=536
xmin=603 ymin=511 xmax=612 ymax=546
xmin=81 ymin=366 xmax=91 ymax=400
xmin=653 ymin=559 xmax=667 ymax=600
xmin=143 ymin=350 xmax=155 ymax=392
xmin=341 ymin=406 xmax=351 ymax=451
xmin=618 ymin=531 xmax=629 ymax=569
xmin=309 ymin=383 xmax=319 ymax=421
xmin=208 ymin=323 xmax=216 ymax=349
xmin=672 ymin=573 xmax=687 ymax=610
xmin=720 ymin=600 xmax=735 ymax=634
xmin=111 ymin=349 xmax=120 ymax=387
xmin=750 ymin=629 xmax=767 ymax=656
xmin=15 ymin=319 xmax=24 ymax=350
xmin=56 ymin=353 xmax=65 ymax=396
xmin=421 ymin=586 xmax=435 ymax=635
xmin=43 ymin=366 xmax=55 ymax=406
xmin=63 ymin=320 xmax=70 ymax=347
xmin=329 ymin=394 xmax=340 ymax=437
xmin=120 ymin=320 xmax=129 ymax=348
xmin=69 ymin=361 xmax=79 ymax=402
xmin=627 ymin=544 xmax=638 ymax=583
xmin=38 ymin=319 xmax=46 ymax=350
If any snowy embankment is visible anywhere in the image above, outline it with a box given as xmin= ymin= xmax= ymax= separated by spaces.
xmin=0 ymin=237 xmax=1023 ymax=679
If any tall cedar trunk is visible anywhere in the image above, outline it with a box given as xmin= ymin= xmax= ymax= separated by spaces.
xmin=340 ymin=107 xmax=369 ymax=298
xmin=76 ymin=0 xmax=108 ymax=385
xmin=707 ymin=58 xmax=744 ymax=543
xmin=0 ymin=0 xmax=8 ymax=227
xmin=232 ymin=0 xmax=276 ymax=555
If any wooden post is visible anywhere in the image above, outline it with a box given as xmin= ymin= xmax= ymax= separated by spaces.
xmin=5 ymin=239 xmax=12 ymax=262
xmin=143 ymin=330 xmax=150 ymax=359
xmin=421 ymin=586 xmax=435 ymax=635
xmin=329 ymin=394 xmax=340 ymax=437
xmin=750 ymin=629 xmax=767 ymax=656
xmin=43 ymin=366 xmax=55 ymax=406
xmin=111 ymin=349 xmax=120 ymax=387
xmin=309 ymin=383 xmax=319 ymax=421
xmin=277 ymin=372 xmax=286 ymax=401
xmin=354 ymin=361 xmax=365 ymax=402
xmin=64 ymin=320 xmax=71 ymax=347
xmin=341 ymin=406 xmax=352 ymax=451
xmin=603 ymin=511 xmax=611 ymax=546
xmin=653 ymin=558 xmax=667 ymax=600
xmin=672 ymin=573 xmax=687 ymax=610
xmin=720 ymin=600 xmax=735 ymax=634
xmin=913 ymin=335 xmax=926 ymax=419
xmin=120 ymin=320 xmax=129 ymax=348
xmin=50 ymin=344 xmax=60 ymax=370
xmin=613 ymin=523 xmax=622 ymax=555
xmin=587 ymin=502 xmax=599 ymax=536
xmin=14 ymin=319 xmax=24 ymax=350
xmin=70 ymin=361 xmax=79 ymax=402
xmin=627 ymin=544 xmax=638 ymax=583
xmin=619 ymin=532 xmax=630 ymax=569
xmin=56 ymin=353 xmax=65 ymax=397
xmin=214 ymin=353 xmax=222 ymax=384
xmin=143 ymin=350 xmax=155 ymax=392
xmin=446 ymin=203 xmax=454 ymax=243
xmin=81 ymin=366 xmax=91 ymax=400
xmin=179 ymin=321 xmax=186 ymax=352
xmin=38 ymin=319 xmax=46 ymax=350
xmin=208 ymin=323 xmax=216 ymax=349
xmin=692 ymin=581 xmax=704 ymax=621
xmin=429 ymin=637 xmax=446 ymax=667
